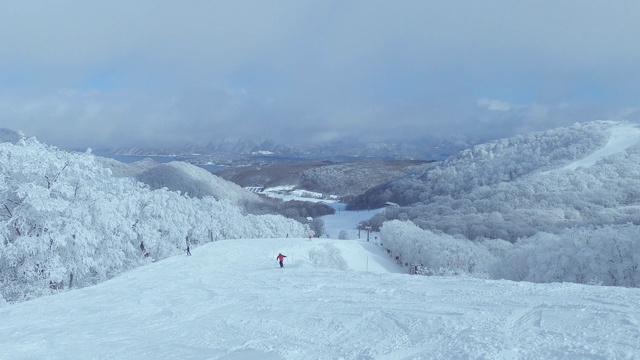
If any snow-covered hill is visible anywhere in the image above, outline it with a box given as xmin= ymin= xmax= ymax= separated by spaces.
xmin=134 ymin=161 xmax=264 ymax=206
xmin=1 ymin=237 xmax=638 ymax=360
xmin=0 ymin=128 xmax=21 ymax=144
xmin=96 ymin=157 xmax=265 ymax=208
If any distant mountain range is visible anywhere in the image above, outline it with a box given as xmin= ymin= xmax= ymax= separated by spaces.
xmin=100 ymin=138 xmax=475 ymax=165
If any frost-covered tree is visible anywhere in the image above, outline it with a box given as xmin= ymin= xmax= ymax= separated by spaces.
xmin=375 ymin=121 xmax=640 ymax=287
xmin=0 ymin=137 xmax=307 ymax=303
xmin=309 ymin=218 xmax=325 ymax=237
xmin=349 ymin=121 xmax=609 ymax=210
xmin=496 ymin=226 xmax=640 ymax=287
xmin=380 ymin=220 xmax=501 ymax=275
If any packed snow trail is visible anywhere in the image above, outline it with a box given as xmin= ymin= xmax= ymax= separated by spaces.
xmin=563 ymin=121 xmax=640 ymax=170
xmin=1 ymin=238 xmax=640 ymax=360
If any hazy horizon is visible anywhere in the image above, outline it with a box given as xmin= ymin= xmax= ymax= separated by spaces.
xmin=2 ymin=1 xmax=640 ymax=150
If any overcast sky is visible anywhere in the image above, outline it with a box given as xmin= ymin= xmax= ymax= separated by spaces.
xmin=2 ymin=1 xmax=640 ymax=150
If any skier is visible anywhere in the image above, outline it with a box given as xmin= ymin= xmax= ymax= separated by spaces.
xmin=186 ymin=245 xmax=191 ymax=256
xmin=277 ymin=253 xmax=286 ymax=268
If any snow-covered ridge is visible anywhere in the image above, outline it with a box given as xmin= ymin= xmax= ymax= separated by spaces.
xmin=135 ymin=160 xmax=264 ymax=206
xmin=0 ymin=128 xmax=21 ymax=144
xmin=95 ymin=156 xmax=266 ymax=208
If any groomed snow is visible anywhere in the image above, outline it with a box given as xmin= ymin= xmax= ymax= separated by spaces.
xmin=563 ymin=121 xmax=640 ymax=170
xmin=1 ymin=237 xmax=639 ymax=360
xmin=321 ymin=207 xmax=385 ymax=240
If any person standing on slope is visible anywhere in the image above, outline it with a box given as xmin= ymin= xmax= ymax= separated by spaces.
xmin=277 ymin=253 xmax=287 ymax=268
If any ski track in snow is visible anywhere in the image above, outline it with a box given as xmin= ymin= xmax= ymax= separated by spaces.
xmin=1 ymin=238 xmax=640 ymax=360
xmin=563 ymin=122 xmax=640 ymax=171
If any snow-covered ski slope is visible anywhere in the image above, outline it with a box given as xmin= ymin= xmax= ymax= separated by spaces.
xmin=563 ymin=121 xmax=640 ymax=170
xmin=1 ymin=237 xmax=639 ymax=360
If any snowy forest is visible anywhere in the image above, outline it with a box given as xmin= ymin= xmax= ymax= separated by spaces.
xmin=371 ymin=121 xmax=640 ymax=287
xmin=0 ymin=133 xmax=306 ymax=304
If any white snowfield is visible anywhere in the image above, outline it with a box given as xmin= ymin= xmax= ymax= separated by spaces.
xmin=1 ymin=238 xmax=639 ymax=360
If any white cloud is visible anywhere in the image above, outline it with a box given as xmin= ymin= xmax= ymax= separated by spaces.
xmin=477 ymin=98 xmax=512 ymax=112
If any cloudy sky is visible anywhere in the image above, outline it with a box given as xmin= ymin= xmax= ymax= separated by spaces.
xmin=1 ymin=1 xmax=640 ymax=150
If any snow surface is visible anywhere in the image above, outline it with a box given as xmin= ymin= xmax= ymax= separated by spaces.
xmin=1 ymin=235 xmax=640 ymax=360
xmin=563 ymin=121 xmax=640 ymax=170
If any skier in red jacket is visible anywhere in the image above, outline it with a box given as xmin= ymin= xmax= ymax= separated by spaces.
xmin=277 ymin=253 xmax=286 ymax=268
